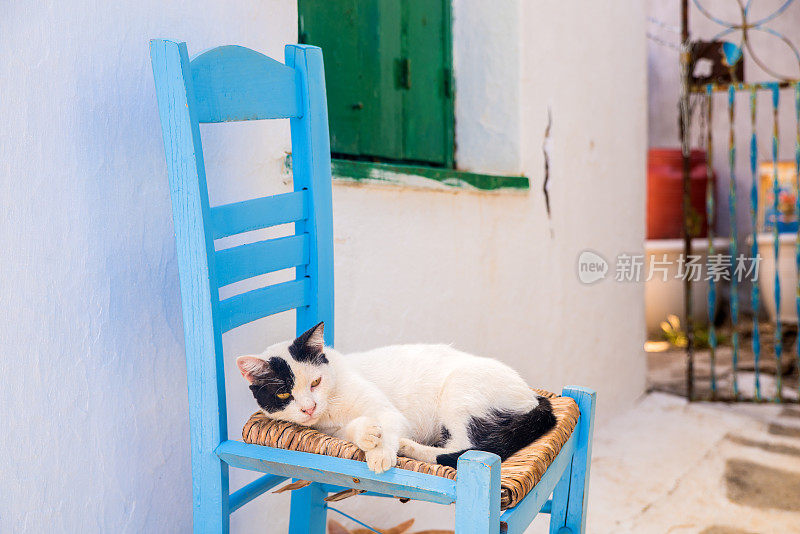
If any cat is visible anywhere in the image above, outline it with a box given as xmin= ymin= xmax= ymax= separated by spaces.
xmin=236 ymin=322 xmax=556 ymax=473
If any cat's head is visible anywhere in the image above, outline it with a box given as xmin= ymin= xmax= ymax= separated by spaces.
xmin=236 ymin=322 xmax=334 ymax=426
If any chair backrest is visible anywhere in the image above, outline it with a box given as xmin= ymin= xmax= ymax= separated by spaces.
xmin=150 ymin=40 xmax=334 ymax=448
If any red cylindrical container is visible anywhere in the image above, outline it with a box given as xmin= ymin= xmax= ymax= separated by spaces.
xmin=647 ymin=148 xmax=712 ymax=240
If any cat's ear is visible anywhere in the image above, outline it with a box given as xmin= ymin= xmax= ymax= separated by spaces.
xmin=236 ymin=356 xmax=270 ymax=384
xmin=295 ymin=321 xmax=325 ymax=353
xmin=288 ymin=322 xmax=327 ymax=364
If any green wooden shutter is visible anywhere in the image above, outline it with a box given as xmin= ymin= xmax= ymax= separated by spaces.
xmin=401 ymin=0 xmax=453 ymax=166
xmin=359 ymin=0 xmax=403 ymax=160
xmin=299 ymin=0 xmax=453 ymax=167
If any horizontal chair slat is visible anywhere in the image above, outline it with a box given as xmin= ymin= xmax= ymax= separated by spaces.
xmin=229 ymin=473 xmax=287 ymax=513
xmin=210 ymin=190 xmax=307 ymax=240
xmin=215 ymin=440 xmax=458 ymax=505
xmin=218 ymin=278 xmax=310 ymax=333
xmin=215 ymin=234 xmax=309 ymax=287
xmin=191 ymin=45 xmax=301 ymax=122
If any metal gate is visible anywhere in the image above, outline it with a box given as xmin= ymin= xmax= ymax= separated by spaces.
xmin=674 ymin=0 xmax=800 ymax=401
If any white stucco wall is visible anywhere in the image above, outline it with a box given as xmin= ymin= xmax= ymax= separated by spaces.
xmin=0 ymin=2 xmax=296 ymax=532
xmin=452 ymin=0 xmax=522 ymax=175
xmin=1 ymin=1 xmax=646 ymax=532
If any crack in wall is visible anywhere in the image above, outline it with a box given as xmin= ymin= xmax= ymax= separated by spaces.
xmin=542 ymin=106 xmax=553 ymax=236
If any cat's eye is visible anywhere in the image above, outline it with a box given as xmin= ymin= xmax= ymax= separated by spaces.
xmin=310 ymin=377 xmax=321 ymax=388
xmin=276 ymin=392 xmax=291 ymax=400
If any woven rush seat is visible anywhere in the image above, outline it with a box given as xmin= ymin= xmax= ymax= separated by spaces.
xmin=242 ymin=389 xmax=580 ymax=510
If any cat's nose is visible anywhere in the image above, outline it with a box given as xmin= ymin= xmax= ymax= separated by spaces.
xmin=301 ymin=403 xmax=316 ymax=416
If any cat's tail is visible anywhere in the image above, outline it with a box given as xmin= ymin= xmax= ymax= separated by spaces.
xmin=436 ymin=396 xmax=557 ymax=468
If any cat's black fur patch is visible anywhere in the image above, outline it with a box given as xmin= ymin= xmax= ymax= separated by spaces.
xmin=434 ymin=426 xmax=452 ymax=448
xmin=435 ymin=397 xmax=557 ymax=468
xmin=288 ymin=323 xmax=329 ymax=365
xmin=249 ymin=356 xmax=295 ymax=413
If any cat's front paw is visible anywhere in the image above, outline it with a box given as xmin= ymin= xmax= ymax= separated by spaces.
xmin=397 ymin=438 xmax=434 ymax=463
xmin=397 ymin=438 xmax=417 ymax=458
xmin=365 ymin=447 xmax=397 ymax=474
xmin=355 ymin=423 xmax=382 ymax=452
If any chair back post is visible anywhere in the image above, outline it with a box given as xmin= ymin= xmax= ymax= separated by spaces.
xmin=549 ymin=386 xmax=596 ymax=534
xmin=150 ymin=39 xmax=230 ymax=528
xmin=152 ymin=39 xmax=336 ymax=529
xmin=285 ymin=44 xmax=335 ymax=346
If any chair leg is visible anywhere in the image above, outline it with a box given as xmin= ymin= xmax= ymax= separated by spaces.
xmin=193 ymin=454 xmax=230 ymax=534
xmin=289 ymin=482 xmax=327 ymax=534
xmin=455 ymin=451 xmax=501 ymax=534
xmin=549 ymin=386 xmax=597 ymax=534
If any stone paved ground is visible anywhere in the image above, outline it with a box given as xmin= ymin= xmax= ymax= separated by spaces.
xmin=647 ymin=347 xmax=799 ymax=402
xmin=539 ymin=392 xmax=800 ymax=534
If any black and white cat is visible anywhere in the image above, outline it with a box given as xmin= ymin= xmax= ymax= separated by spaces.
xmin=236 ymin=322 xmax=556 ymax=473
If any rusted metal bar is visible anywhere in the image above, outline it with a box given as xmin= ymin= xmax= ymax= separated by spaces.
xmin=680 ymin=0 xmax=695 ymax=401
xmin=795 ymin=82 xmax=800 ymax=400
xmin=729 ymin=85 xmax=740 ymax=399
xmin=771 ymin=84 xmax=783 ymax=402
xmin=691 ymin=80 xmax=800 ymax=93
xmin=706 ymin=87 xmax=718 ymax=399
xmin=750 ymin=87 xmax=762 ymax=401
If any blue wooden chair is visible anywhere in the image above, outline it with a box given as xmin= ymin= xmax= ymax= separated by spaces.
xmin=150 ymin=39 xmax=596 ymax=534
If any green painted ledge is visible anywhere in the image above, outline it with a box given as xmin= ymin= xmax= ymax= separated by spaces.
xmin=330 ymin=159 xmax=529 ymax=192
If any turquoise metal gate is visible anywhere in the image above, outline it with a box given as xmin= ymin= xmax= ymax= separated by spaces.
xmin=676 ymin=0 xmax=800 ymax=402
